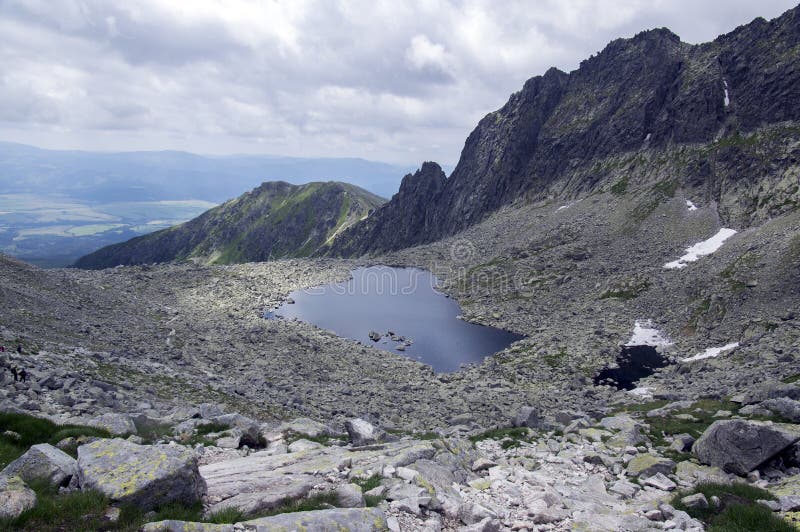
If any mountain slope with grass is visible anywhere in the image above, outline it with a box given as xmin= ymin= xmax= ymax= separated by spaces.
xmin=74 ymin=181 xmax=384 ymax=268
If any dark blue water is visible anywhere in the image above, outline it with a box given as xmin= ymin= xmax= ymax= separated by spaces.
xmin=593 ymin=345 xmax=669 ymax=390
xmin=270 ymin=266 xmax=524 ymax=372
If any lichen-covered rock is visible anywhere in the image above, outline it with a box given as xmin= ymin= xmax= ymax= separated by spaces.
xmin=693 ymin=420 xmax=800 ymax=475
xmin=0 ymin=475 xmax=37 ymax=519
xmin=625 ymin=454 xmax=675 ymax=478
xmin=244 ymin=507 xmax=387 ymax=531
xmin=1 ymin=443 xmax=78 ymax=486
xmin=77 ymin=438 xmax=205 ymax=510
xmin=345 ymin=418 xmax=386 ymax=446
xmin=141 ymin=522 xmax=233 ymax=532
xmin=89 ymin=413 xmax=137 ymax=436
xmin=277 ymin=418 xmax=334 ymax=439
xmin=336 ymin=483 xmax=366 ymax=508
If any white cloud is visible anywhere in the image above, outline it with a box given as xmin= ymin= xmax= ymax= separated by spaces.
xmin=0 ymin=0 xmax=795 ymax=165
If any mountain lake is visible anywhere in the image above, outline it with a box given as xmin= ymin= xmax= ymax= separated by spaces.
xmin=267 ymin=265 xmax=524 ymax=372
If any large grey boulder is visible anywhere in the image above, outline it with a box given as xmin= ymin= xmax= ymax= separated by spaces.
xmin=761 ymin=398 xmax=800 ymax=423
xmin=277 ymin=417 xmax=335 ymax=439
xmin=345 ymin=418 xmax=386 ymax=446
xmin=89 ymin=413 xmax=137 ymax=435
xmin=78 ymin=438 xmax=205 ymax=510
xmin=336 ymin=483 xmax=366 ymax=508
xmin=693 ymin=420 xmax=800 ymax=475
xmin=0 ymin=475 xmax=37 ymax=519
xmin=1 ymin=443 xmax=78 ymax=486
xmin=212 ymin=414 xmax=261 ymax=447
xmin=143 ymin=508 xmax=387 ymax=532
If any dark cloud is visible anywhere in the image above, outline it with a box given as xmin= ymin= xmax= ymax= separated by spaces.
xmin=0 ymin=0 xmax=796 ymax=165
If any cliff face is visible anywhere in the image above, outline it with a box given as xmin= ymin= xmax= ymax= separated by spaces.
xmin=74 ymin=181 xmax=384 ymax=269
xmin=331 ymin=6 xmax=800 ymax=256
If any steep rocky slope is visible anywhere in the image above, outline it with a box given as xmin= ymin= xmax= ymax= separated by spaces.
xmin=75 ymin=181 xmax=384 ymax=269
xmin=331 ymin=6 xmax=800 ymax=256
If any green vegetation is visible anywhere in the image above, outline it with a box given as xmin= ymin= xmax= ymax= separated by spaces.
xmin=599 ymin=280 xmax=651 ymax=300
xmin=283 ymin=430 xmax=346 ymax=447
xmin=258 ymin=493 xmax=338 ymax=517
xmin=0 ymin=412 xmax=110 ymax=468
xmin=351 ymin=475 xmax=385 ymax=507
xmin=469 ymin=427 xmax=533 ymax=449
xmin=671 ymin=482 xmax=793 ymax=532
xmin=782 ymin=374 xmax=800 ymax=384
xmin=541 ymin=347 xmax=568 ymax=368
xmin=611 ymin=176 xmax=629 ymax=195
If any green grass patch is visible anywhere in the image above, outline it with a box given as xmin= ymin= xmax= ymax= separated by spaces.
xmin=611 ymin=177 xmax=629 ymax=195
xmin=782 ymin=374 xmax=800 ymax=384
xmin=351 ymin=475 xmax=382 ymax=493
xmin=672 ymin=482 xmax=793 ymax=531
xmin=0 ymin=413 xmax=110 ymax=469
xmin=0 ymin=480 xmax=112 ymax=532
xmin=258 ymin=493 xmax=338 ymax=517
xmin=469 ymin=427 xmax=532 ymax=447
xmin=283 ymin=430 xmax=346 ymax=447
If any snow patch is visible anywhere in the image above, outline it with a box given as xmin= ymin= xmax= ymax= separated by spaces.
xmin=626 ymin=320 xmax=673 ymax=347
xmin=645 ymin=133 xmax=651 ymax=142
xmin=557 ymin=205 xmax=569 ymax=211
xmin=663 ymin=228 xmax=737 ymax=269
xmin=682 ymin=342 xmax=739 ymax=362
xmin=723 ymin=80 xmax=730 ymax=107
xmin=686 ymin=200 xmax=698 ymax=211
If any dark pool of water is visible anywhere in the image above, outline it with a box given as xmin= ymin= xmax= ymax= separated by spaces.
xmin=593 ymin=345 xmax=670 ymax=390
xmin=269 ymin=266 xmax=524 ymax=372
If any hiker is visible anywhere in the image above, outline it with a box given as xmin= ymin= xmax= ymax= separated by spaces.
xmin=19 ymin=369 xmax=26 ymax=383
xmin=16 ymin=344 xmax=22 ymax=354
xmin=11 ymin=367 xmax=18 ymax=382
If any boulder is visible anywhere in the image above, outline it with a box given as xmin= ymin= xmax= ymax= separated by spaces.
xmin=512 ymin=406 xmax=552 ymax=429
xmin=288 ymin=439 xmax=324 ymax=453
xmin=761 ymin=398 xmax=800 ymax=423
xmin=198 ymin=403 xmax=225 ymax=419
xmin=693 ymin=420 xmax=800 ymax=475
xmin=345 ymin=418 xmax=386 ymax=446
xmin=1 ymin=443 xmax=78 ymax=486
xmin=212 ymin=414 xmax=261 ymax=447
xmin=626 ymin=454 xmax=675 ymax=478
xmin=77 ymin=438 xmax=205 ymax=510
xmin=0 ymin=475 xmax=36 ymax=519
xmin=277 ymin=417 xmax=334 ymax=439
xmin=243 ymin=507 xmax=386 ymax=531
xmin=89 ymin=413 xmax=136 ymax=436
xmin=335 ymin=483 xmax=366 ymax=508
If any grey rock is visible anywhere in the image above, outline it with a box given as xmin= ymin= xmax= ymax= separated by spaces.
xmin=762 ymin=398 xmax=800 ymax=422
xmin=779 ymin=495 xmax=800 ymax=512
xmin=1 ymin=443 xmax=78 ymax=487
xmin=345 ymin=418 xmax=386 ymax=446
xmin=460 ymin=500 xmax=498 ymax=525
xmin=288 ymin=439 xmax=324 ymax=453
xmin=278 ymin=417 xmax=334 ymax=439
xmin=693 ymin=420 xmax=800 ymax=475
xmin=680 ymin=493 xmax=709 ymax=509
xmin=89 ymin=413 xmax=136 ymax=436
xmin=335 ymin=483 xmax=365 ymax=508
xmin=240 ymin=508 xmax=388 ymax=531
xmin=626 ymin=454 xmax=675 ymax=477
xmin=513 ymin=406 xmax=542 ymax=429
xmin=77 ymin=438 xmax=205 ymax=511
xmin=198 ymin=403 xmax=225 ymax=419
xmin=0 ymin=475 xmax=37 ymax=519
xmin=642 ymin=472 xmax=677 ymax=491
xmin=609 ymin=479 xmax=640 ymax=498
xmin=458 ymin=517 xmax=502 ymax=532
xmin=670 ymin=433 xmax=696 ymax=453
xmin=141 ymin=522 xmax=232 ymax=532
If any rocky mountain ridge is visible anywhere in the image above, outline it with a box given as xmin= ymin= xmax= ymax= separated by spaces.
xmin=75 ymin=181 xmax=384 ymax=269
xmin=330 ymin=6 xmax=800 ymax=256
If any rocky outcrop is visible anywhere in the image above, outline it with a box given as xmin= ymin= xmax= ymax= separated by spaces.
xmin=75 ymin=181 xmax=385 ymax=268
xmin=330 ymin=162 xmax=446 ymax=257
xmin=331 ymin=5 xmax=800 ymax=255
xmin=0 ymin=475 xmax=37 ymax=519
xmin=142 ymin=508 xmax=388 ymax=532
xmin=77 ymin=438 xmax=206 ymax=510
xmin=1 ymin=443 xmax=78 ymax=487
xmin=345 ymin=418 xmax=387 ymax=446
xmin=693 ymin=420 xmax=800 ymax=475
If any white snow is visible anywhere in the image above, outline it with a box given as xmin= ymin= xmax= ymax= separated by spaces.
xmin=626 ymin=320 xmax=673 ymax=347
xmin=645 ymin=133 xmax=651 ymax=142
xmin=723 ymin=80 xmax=730 ymax=107
xmin=682 ymin=342 xmax=739 ymax=362
xmin=557 ymin=205 xmax=569 ymax=211
xmin=686 ymin=200 xmax=698 ymax=211
xmin=663 ymin=228 xmax=737 ymax=269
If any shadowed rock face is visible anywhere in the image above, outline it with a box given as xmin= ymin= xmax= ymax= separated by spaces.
xmin=331 ymin=6 xmax=800 ymax=256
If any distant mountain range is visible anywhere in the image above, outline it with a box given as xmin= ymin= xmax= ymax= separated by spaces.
xmin=0 ymin=143 xmax=415 ymax=267
xmin=74 ymin=181 xmax=384 ymax=268
xmin=0 ymin=142 xmax=415 ymax=201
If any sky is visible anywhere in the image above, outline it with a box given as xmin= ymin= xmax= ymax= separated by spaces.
xmin=0 ymin=0 xmax=796 ymax=166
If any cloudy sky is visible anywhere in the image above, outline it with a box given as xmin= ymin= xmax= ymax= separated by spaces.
xmin=0 ymin=0 xmax=796 ymax=165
